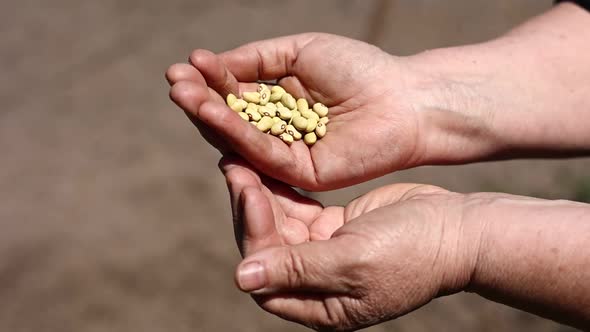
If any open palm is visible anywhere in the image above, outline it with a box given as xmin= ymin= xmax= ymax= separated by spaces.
xmin=168 ymin=33 xmax=423 ymax=191
xmin=220 ymin=157 xmax=461 ymax=330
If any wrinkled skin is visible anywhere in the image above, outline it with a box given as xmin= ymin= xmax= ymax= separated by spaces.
xmin=220 ymin=157 xmax=472 ymax=331
xmin=167 ymin=33 xmax=428 ymax=191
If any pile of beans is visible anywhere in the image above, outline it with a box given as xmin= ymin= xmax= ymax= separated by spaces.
xmin=226 ymin=84 xmax=329 ymax=146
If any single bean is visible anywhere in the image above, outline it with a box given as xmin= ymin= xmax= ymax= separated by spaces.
xmin=238 ymin=112 xmax=250 ymax=121
xmin=286 ymin=125 xmax=302 ymax=140
xmin=271 ymin=86 xmax=286 ymax=94
xmin=258 ymin=84 xmax=269 ymax=93
xmin=281 ymin=93 xmax=297 ymax=110
xmin=313 ymin=103 xmax=329 ymax=117
xmin=279 ymin=133 xmax=294 ymax=145
xmin=305 ymin=118 xmax=318 ymax=133
xmin=257 ymin=105 xmax=273 ymax=117
xmin=304 ymin=132 xmax=317 ymax=146
xmin=256 ymin=116 xmax=274 ymax=132
xmin=292 ymin=116 xmax=308 ymax=131
xmin=245 ymin=109 xmax=261 ymax=121
xmin=296 ymin=98 xmax=309 ymax=112
xmin=243 ymin=92 xmax=261 ymax=104
xmin=315 ymin=122 xmax=327 ymax=138
xmin=270 ymin=91 xmax=283 ymax=103
xmin=271 ymin=121 xmax=287 ymax=135
xmin=230 ymin=100 xmax=246 ymax=112
xmin=226 ymin=93 xmax=237 ymax=106
xmin=301 ymin=110 xmax=320 ymax=121
xmin=259 ymin=89 xmax=271 ymax=105
xmin=278 ymin=107 xmax=293 ymax=121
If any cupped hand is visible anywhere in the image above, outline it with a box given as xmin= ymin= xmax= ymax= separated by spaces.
xmin=220 ymin=157 xmax=479 ymax=331
xmin=168 ymin=33 xmax=429 ymax=191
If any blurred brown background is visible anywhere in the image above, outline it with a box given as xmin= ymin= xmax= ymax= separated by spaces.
xmin=2 ymin=0 xmax=589 ymax=331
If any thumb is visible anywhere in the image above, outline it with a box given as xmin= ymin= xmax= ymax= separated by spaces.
xmin=235 ymin=237 xmax=356 ymax=294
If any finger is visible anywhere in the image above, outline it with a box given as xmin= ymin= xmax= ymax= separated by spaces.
xmin=255 ymin=295 xmax=348 ymax=331
xmin=169 ymin=81 xmax=233 ymax=153
xmin=189 ymin=49 xmax=240 ymax=98
xmin=220 ymin=156 xmax=322 ymax=225
xmin=309 ymin=206 xmax=346 ymax=241
xmin=197 ymin=101 xmax=305 ymax=184
xmin=165 ymin=63 xmax=206 ymax=86
xmin=224 ymin=165 xmax=259 ymax=252
xmin=241 ymin=186 xmax=283 ymax=255
xmin=219 ymin=33 xmax=318 ymax=82
xmin=224 ymin=164 xmax=282 ymax=255
xmin=235 ymin=238 xmax=356 ymax=294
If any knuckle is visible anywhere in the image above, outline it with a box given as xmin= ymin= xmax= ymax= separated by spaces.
xmin=283 ymin=248 xmax=306 ymax=288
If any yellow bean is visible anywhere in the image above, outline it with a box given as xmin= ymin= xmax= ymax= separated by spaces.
xmin=292 ymin=116 xmax=308 ymax=131
xmin=245 ymin=109 xmax=261 ymax=121
xmin=305 ymin=118 xmax=318 ymax=133
xmin=286 ymin=125 xmax=302 ymax=140
xmin=256 ymin=116 xmax=274 ymax=132
xmin=279 ymin=133 xmax=294 ymax=145
xmin=226 ymin=93 xmax=237 ymax=106
xmin=296 ymin=98 xmax=309 ymax=112
xmin=243 ymin=92 xmax=261 ymax=104
xmin=230 ymin=99 xmax=247 ymax=112
xmin=238 ymin=112 xmax=250 ymax=121
xmin=270 ymin=121 xmax=287 ymax=136
xmin=281 ymin=93 xmax=297 ymax=110
xmin=304 ymin=132 xmax=317 ymax=146
xmin=315 ymin=122 xmax=327 ymax=138
xmin=313 ymin=103 xmax=329 ymax=117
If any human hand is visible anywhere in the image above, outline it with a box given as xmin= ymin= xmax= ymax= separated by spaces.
xmin=220 ymin=157 xmax=479 ymax=331
xmin=168 ymin=33 xmax=453 ymax=191
xmin=169 ymin=4 xmax=590 ymax=191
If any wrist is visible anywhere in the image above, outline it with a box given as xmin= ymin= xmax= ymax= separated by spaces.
xmin=429 ymin=192 xmax=490 ymax=296
xmin=398 ymin=48 xmax=504 ymax=168
xmin=399 ymin=4 xmax=590 ymax=167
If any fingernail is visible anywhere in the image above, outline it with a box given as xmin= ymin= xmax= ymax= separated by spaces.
xmin=237 ymin=262 xmax=266 ymax=292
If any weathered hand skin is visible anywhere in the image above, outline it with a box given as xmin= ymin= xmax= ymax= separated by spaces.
xmin=220 ymin=157 xmax=477 ymax=331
